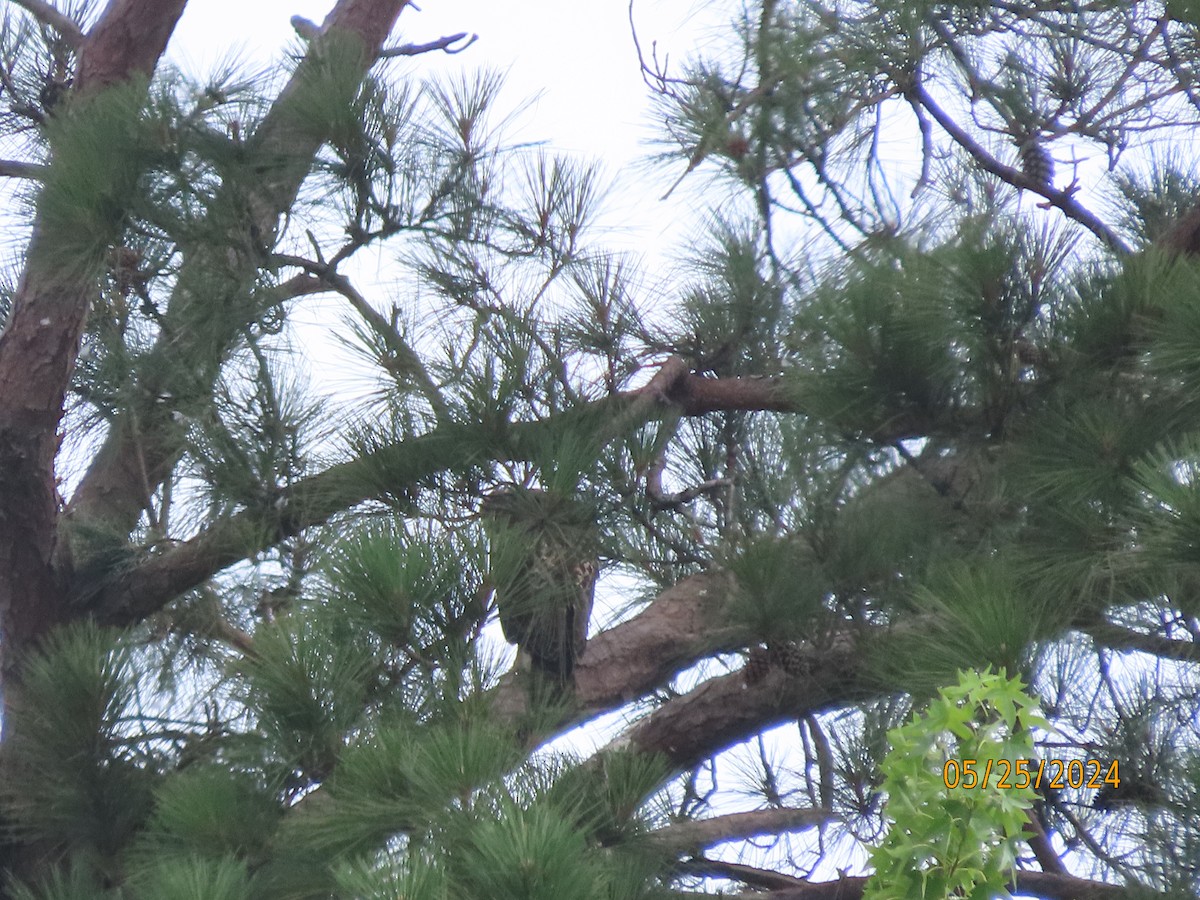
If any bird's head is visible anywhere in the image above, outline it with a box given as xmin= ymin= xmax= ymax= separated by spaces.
xmin=479 ymin=486 xmax=596 ymax=540
xmin=479 ymin=485 xmax=541 ymax=524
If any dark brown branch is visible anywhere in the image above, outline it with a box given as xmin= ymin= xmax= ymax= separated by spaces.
xmin=575 ymin=573 xmax=740 ymax=710
xmin=1085 ymin=622 xmax=1200 ymax=662
xmin=724 ymin=870 xmax=1140 ymax=900
xmin=652 ymin=807 xmax=832 ymax=854
xmin=275 ymin=273 xmax=331 ymax=301
xmin=10 ymin=0 xmax=84 ymax=47
xmin=667 ymin=373 xmax=794 ymax=413
xmin=680 ymin=859 xmax=810 ymax=891
xmin=626 ymin=637 xmax=866 ymax=770
xmin=66 ymin=0 xmax=411 ymax=549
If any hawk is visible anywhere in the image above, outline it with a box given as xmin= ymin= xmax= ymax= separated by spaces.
xmin=480 ymin=487 xmax=599 ymax=683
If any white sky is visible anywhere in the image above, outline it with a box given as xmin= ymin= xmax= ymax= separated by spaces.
xmin=167 ymin=0 xmax=726 ymax=260
xmin=158 ymin=0 xmax=734 ymax=413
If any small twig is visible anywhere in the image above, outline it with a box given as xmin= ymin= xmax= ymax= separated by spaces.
xmin=379 ymin=32 xmax=477 ymax=58
xmin=629 ymin=0 xmax=688 ymax=95
xmin=659 ymin=77 xmax=782 ymax=201
xmin=647 ymin=470 xmax=732 ymax=508
xmin=292 ymin=17 xmax=475 ymax=58
xmin=11 ymin=0 xmax=83 ymax=47
xmin=273 ymin=253 xmax=450 ymax=422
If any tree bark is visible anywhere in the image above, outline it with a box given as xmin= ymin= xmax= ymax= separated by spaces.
xmin=65 ymin=0 xmax=410 ymax=550
xmin=0 ymin=0 xmax=186 ymax=689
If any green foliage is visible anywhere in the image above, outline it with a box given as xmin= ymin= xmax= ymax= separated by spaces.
xmin=233 ymin=616 xmax=379 ymax=784
xmin=332 ymin=853 xmax=449 ymax=900
xmin=10 ymin=0 xmax=1200 ymax=897
xmin=864 ymin=669 xmax=1047 ymax=900
xmin=325 ymin=520 xmax=483 ymax=659
xmin=1167 ymin=0 xmax=1200 ymax=26
xmin=6 ymin=860 xmax=116 ymax=900
xmin=135 ymin=768 xmax=279 ymax=865
xmin=538 ymin=750 xmax=670 ymax=846
xmin=875 ymin=562 xmax=1070 ymax=695
xmin=2 ymin=624 xmax=155 ymax=857
xmin=453 ymin=802 xmax=595 ymax=900
xmin=36 ymin=80 xmax=158 ymax=275
xmin=126 ymin=855 xmax=255 ymax=900
xmin=726 ymin=533 xmax=828 ymax=639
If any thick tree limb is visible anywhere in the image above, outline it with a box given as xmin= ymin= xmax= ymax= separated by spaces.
xmin=75 ymin=0 xmax=187 ymax=93
xmin=625 ymin=637 xmax=864 ymax=770
xmin=10 ymin=0 xmax=84 ymax=47
xmin=723 ymin=871 xmax=1140 ymax=899
xmin=0 ymin=0 xmax=186 ymax=682
xmin=651 ymin=807 xmax=832 ymax=854
xmin=575 ymin=573 xmax=740 ymax=708
xmin=1084 ymin=622 xmax=1200 ymax=663
xmin=66 ymin=0 xmax=411 ymax=555
xmin=680 ymin=859 xmax=810 ymax=890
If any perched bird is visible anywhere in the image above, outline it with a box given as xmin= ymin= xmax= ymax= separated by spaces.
xmin=480 ymin=487 xmax=599 ymax=683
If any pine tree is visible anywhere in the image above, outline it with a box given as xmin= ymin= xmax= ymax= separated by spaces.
xmin=4 ymin=2 xmax=1200 ymax=899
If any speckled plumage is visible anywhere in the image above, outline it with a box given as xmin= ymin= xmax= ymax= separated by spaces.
xmin=481 ymin=488 xmax=599 ymax=682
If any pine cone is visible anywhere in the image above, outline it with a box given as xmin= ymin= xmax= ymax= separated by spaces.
xmin=1017 ymin=138 xmax=1054 ymax=187
xmin=771 ymin=641 xmax=809 ymax=677
xmin=744 ymin=645 xmax=772 ymax=686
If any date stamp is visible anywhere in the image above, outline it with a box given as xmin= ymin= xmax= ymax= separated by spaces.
xmin=943 ymin=758 xmax=1120 ymax=792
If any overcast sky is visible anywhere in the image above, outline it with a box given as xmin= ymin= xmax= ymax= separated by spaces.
xmin=167 ymin=0 xmax=724 ymax=259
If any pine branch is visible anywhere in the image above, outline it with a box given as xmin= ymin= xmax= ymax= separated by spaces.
xmin=273 ymin=253 xmax=450 ymax=422
xmin=652 ymin=807 xmax=832 ymax=854
xmin=9 ymin=0 xmax=84 ymax=47
xmin=378 ymin=31 xmax=476 ymax=58
xmin=0 ymin=160 xmax=46 ymax=179
xmin=907 ymin=81 xmax=1130 ymax=255
xmin=0 ymin=0 xmax=187 ymax=667
xmin=79 ymin=358 xmax=936 ymax=626
xmin=66 ymin=0 xmax=412 ymax=543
